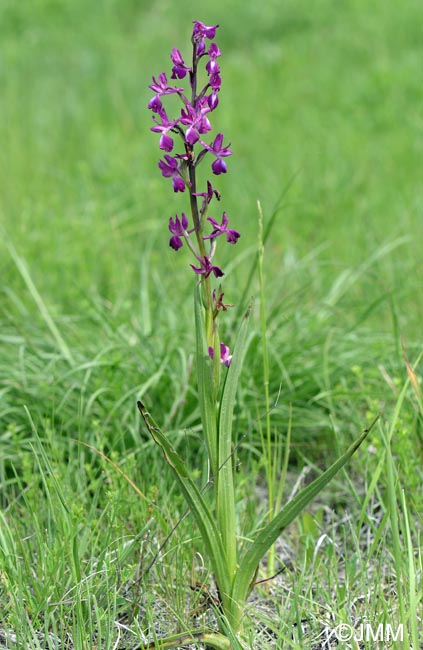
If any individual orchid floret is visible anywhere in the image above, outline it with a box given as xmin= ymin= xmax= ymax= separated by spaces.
xmin=206 ymin=43 xmax=221 ymax=75
xmin=205 ymin=212 xmax=240 ymax=244
xmin=158 ymin=155 xmax=186 ymax=192
xmin=209 ymin=73 xmax=221 ymax=92
xmin=180 ymin=104 xmax=211 ymax=145
xmin=212 ymin=289 xmax=233 ymax=313
xmin=193 ymin=181 xmax=221 ymax=205
xmin=148 ymin=95 xmax=163 ymax=113
xmin=168 ymin=213 xmax=189 ymax=250
xmin=192 ymin=21 xmax=219 ymax=41
xmin=171 ymin=48 xmax=191 ymax=79
xmin=201 ymin=133 xmax=232 ymax=175
xmin=207 ymin=91 xmax=219 ymax=111
xmin=208 ymin=342 xmax=232 ymax=367
xmin=190 ymin=255 xmax=224 ymax=278
xmin=192 ymin=21 xmax=219 ymax=56
xmin=149 ymin=72 xmax=184 ymax=97
xmin=151 ymin=108 xmax=177 ymax=152
xmin=207 ymin=73 xmax=221 ymax=110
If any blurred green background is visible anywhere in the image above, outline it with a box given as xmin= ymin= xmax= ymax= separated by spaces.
xmin=2 ymin=0 xmax=422 ymax=321
xmin=1 ymin=0 xmax=422 ymax=444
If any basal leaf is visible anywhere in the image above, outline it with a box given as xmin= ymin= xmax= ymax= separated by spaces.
xmin=137 ymin=401 xmax=231 ymax=607
xmin=231 ymin=416 xmax=379 ymax=616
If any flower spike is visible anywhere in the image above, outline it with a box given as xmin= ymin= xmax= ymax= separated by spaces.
xmin=149 ymin=20 xmax=239 ymax=318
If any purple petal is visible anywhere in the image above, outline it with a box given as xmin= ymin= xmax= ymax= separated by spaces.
xmin=212 ymin=158 xmax=227 ymax=175
xmin=171 ymin=48 xmax=184 ymax=65
xmin=172 ymin=176 xmax=186 ymax=192
xmin=226 ymin=229 xmax=240 ymax=244
xmin=186 ymin=127 xmax=199 ymax=145
xmin=208 ymin=43 xmax=221 ymax=58
xmin=192 ymin=22 xmax=219 ymax=40
xmin=168 ymin=217 xmax=176 ymax=234
xmin=164 ymin=155 xmax=178 ymax=169
xmin=168 ymin=216 xmax=180 ymax=235
xmin=181 ymin=212 xmax=189 ymax=229
xmin=158 ymin=72 xmax=167 ymax=86
xmin=207 ymin=93 xmax=219 ymax=111
xmin=207 ymin=216 xmax=219 ymax=229
xmin=159 ymin=133 xmax=174 ymax=152
xmin=190 ymin=263 xmax=204 ymax=275
xmin=158 ymin=160 xmax=172 ymax=177
xmin=171 ymin=65 xmax=188 ymax=80
xmin=204 ymin=25 xmax=218 ymax=39
xmin=206 ymin=60 xmax=220 ymax=75
xmin=209 ymin=73 xmax=221 ymax=91
xmin=197 ymin=115 xmax=211 ymax=134
xmin=211 ymin=264 xmax=224 ymax=278
xmin=213 ymin=133 xmax=224 ymax=152
xmin=148 ymin=95 xmax=162 ymax=112
xmin=169 ymin=235 xmax=183 ymax=251
xmin=220 ymin=343 xmax=232 ymax=367
xmin=195 ymin=38 xmax=206 ymax=56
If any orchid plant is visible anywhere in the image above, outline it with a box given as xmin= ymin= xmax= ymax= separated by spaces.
xmin=140 ymin=21 xmax=375 ymax=649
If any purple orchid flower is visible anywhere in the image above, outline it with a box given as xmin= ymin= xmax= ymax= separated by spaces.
xmin=209 ymin=73 xmax=221 ymax=91
xmin=205 ymin=212 xmax=240 ymax=244
xmin=151 ymin=108 xmax=177 ymax=152
xmin=192 ymin=21 xmax=219 ymax=41
xmin=208 ymin=342 xmax=232 ymax=367
xmin=190 ymin=256 xmax=224 ymax=278
xmin=201 ymin=133 xmax=232 ymax=175
xmin=206 ymin=72 xmax=221 ymax=111
xmin=207 ymin=92 xmax=219 ymax=111
xmin=193 ymin=181 xmax=221 ymax=204
xmin=148 ymin=95 xmax=163 ymax=113
xmin=158 ymin=155 xmax=186 ymax=192
xmin=149 ymin=72 xmax=184 ymax=97
xmin=149 ymin=21 xmax=239 ymax=289
xmin=180 ymin=103 xmax=211 ymax=145
xmin=171 ymin=48 xmax=191 ymax=79
xmin=206 ymin=43 xmax=221 ymax=76
xmin=192 ymin=21 xmax=219 ymax=56
xmin=168 ymin=213 xmax=189 ymax=250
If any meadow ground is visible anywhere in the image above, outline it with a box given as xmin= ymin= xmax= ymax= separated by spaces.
xmin=1 ymin=0 xmax=422 ymax=648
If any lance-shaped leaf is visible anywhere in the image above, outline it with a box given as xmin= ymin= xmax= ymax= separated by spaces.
xmin=230 ymin=416 xmax=379 ymax=627
xmin=139 ymin=629 xmax=231 ymax=650
xmin=216 ymin=301 xmax=253 ymax=582
xmin=137 ymin=401 xmax=231 ymax=608
xmin=194 ymin=283 xmax=219 ymax=475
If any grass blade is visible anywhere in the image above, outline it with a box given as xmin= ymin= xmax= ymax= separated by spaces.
xmin=231 ymin=415 xmax=379 ymax=616
xmin=6 ymin=240 xmax=75 ymax=366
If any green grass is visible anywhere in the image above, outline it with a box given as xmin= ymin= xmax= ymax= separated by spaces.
xmin=1 ymin=0 xmax=422 ymax=647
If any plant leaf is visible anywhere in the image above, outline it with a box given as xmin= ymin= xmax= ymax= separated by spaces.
xmin=194 ymin=282 xmax=218 ymax=475
xmin=231 ymin=416 xmax=379 ymax=613
xmin=217 ymin=301 xmax=253 ymax=583
xmin=139 ymin=629 xmax=231 ymax=649
xmin=137 ymin=401 xmax=231 ymax=608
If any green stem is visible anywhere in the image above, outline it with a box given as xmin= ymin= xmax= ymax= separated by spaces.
xmin=188 ymin=158 xmax=213 ymax=339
